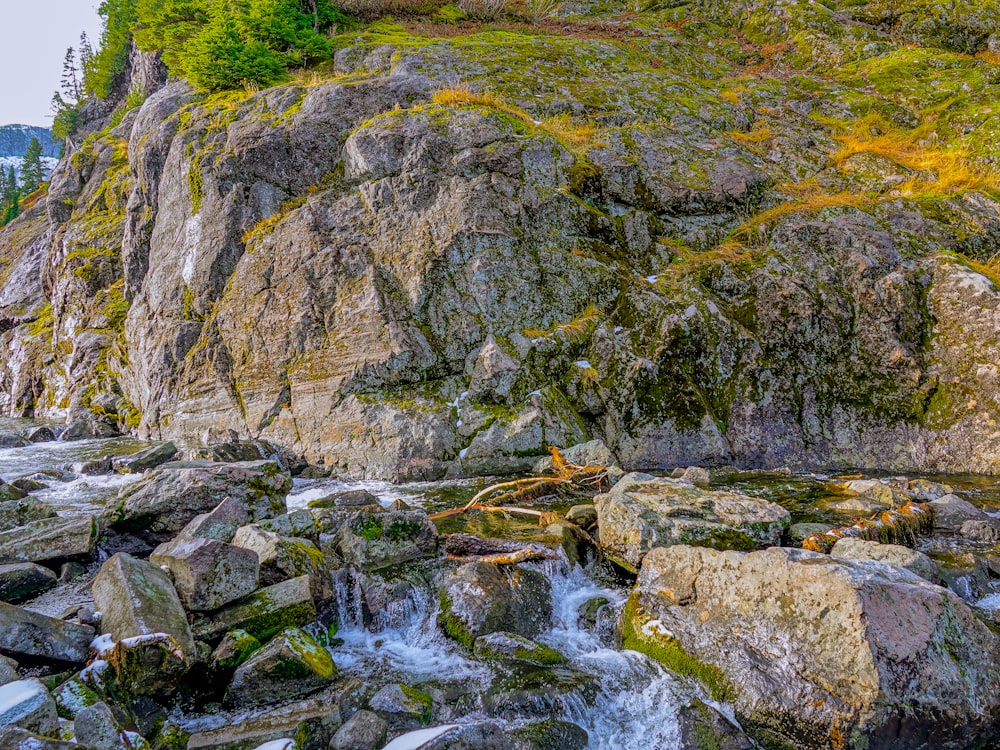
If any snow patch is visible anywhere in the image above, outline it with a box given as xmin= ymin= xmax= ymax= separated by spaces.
xmin=382 ymin=725 xmax=460 ymax=749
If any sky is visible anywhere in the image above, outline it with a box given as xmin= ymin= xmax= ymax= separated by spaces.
xmin=0 ymin=2 xmax=104 ymax=127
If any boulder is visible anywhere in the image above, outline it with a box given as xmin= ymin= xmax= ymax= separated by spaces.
xmin=678 ymin=466 xmax=710 ymax=487
xmin=959 ymin=520 xmax=1000 ymax=544
xmin=510 ymin=720 xmax=588 ymax=750
xmin=0 ymin=483 xmax=28 ymax=509
xmin=330 ymin=709 xmax=387 ymax=750
xmin=91 ymin=553 xmax=197 ymax=660
xmin=231 ymin=526 xmax=321 ymax=587
xmin=224 ymin=628 xmax=335 ymax=708
xmin=837 ymin=479 xmax=907 ymax=508
xmin=0 ymin=498 xmax=51 ymax=532
xmin=627 ymin=545 xmax=1000 ymax=749
xmin=177 ymin=498 xmax=251 ymax=543
xmin=0 ymin=656 xmax=17 ymax=686
xmin=929 ymin=494 xmax=999 ymax=534
xmin=259 ymin=510 xmax=317 ymax=540
xmin=107 ymin=633 xmax=193 ymax=696
xmin=368 ymin=683 xmax=433 ymax=731
xmin=74 ymin=701 xmax=121 ymax=750
xmin=564 ymin=504 xmax=596 ymax=529
xmin=387 ymin=723 xmax=507 ymax=749
xmin=906 ymin=479 xmax=953 ymax=502
xmin=593 ymin=473 xmax=790 ymax=571
xmin=150 ymin=536 xmax=260 ymax=611
xmin=210 ymin=629 xmax=261 ymax=670
xmin=105 ymin=460 xmax=291 ymax=544
xmin=788 ymin=522 xmax=833 ymax=545
xmin=0 ymin=728 xmax=86 ymax=749
xmin=0 ymin=516 xmax=98 ymax=566
xmin=191 ymin=575 xmax=316 ymax=642
xmin=0 ymin=601 xmax=93 ymax=663
xmin=112 ymin=441 xmax=178 ymax=473
xmin=472 ymin=632 xmax=566 ymax=666
xmin=829 ymin=497 xmax=890 ymax=515
xmin=830 ymin=538 xmax=942 ymax=584
xmin=0 ymin=678 xmax=59 ymax=736
xmin=61 ymin=418 xmax=118 ymax=441
xmin=439 ymin=562 xmax=552 ymax=647
xmin=677 ymin=700 xmax=753 ymax=750
xmin=10 ymin=478 xmax=47 ymax=493
xmin=0 ymin=563 xmax=57 ymax=603
xmin=307 ymin=490 xmax=378 ymax=509
xmin=334 ymin=509 xmax=438 ymax=571
xmin=25 ymin=427 xmax=57 ymax=444
xmin=0 ymin=434 xmax=29 ymax=449
xmin=74 ymin=457 xmax=113 ymax=476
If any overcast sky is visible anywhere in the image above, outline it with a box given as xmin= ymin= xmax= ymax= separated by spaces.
xmin=0 ymin=2 xmax=104 ymax=127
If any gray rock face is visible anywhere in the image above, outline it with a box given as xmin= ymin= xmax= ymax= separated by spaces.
xmin=106 ymin=460 xmax=291 ymax=543
xmin=0 ymin=499 xmax=53 ymax=532
xmin=177 ymin=497 xmax=251 ymax=543
xmin=594 ymin=473 xmax=790 ymax=571
xmin=0 ymin=678 xmax=59 ymax=737
xmin=368 ymin=683 xmax=433 ymax=731
xmin=231 ymin=525 xmax=320 ymax=586
xmin=0 ymin=601 xmax=94 ymax=663
xmin=190 ymin=574 xmax=316 ymax=642
xmin=510 ymin=720 xmax=588 ymax=750
xmin=330 ymin=709 xmax=387 ymax=750
xmin=628 ymin=545 xmax=1000 ymax=750
xmin=930 ymin=494 xmax=999 ymax=534
xmin=0 ymin=657 xmax=17 ymax=687
xmin=91 ymin=552 xmax=197 ymax=659
xmin=0 ymin=517 xmax=98 ymax=566
xmin=0 ymin=563 xmax=57 ymax=603
xmin=334 ymin=509 xmax=439 ymax=571
xmin=831 ymin=538 xmax=942 ymax=584
xmin=112 ymin=441 xmax=178 ymax=473
xmin=439 ymin=562 xmax=552 ymax=647
xmin=224 ymin=628 xmax=335 ymax=708
xmin=150 ymin=536 xmax=260 ymax=611
xmin=73 ymin=702 xmax=120 ymax=750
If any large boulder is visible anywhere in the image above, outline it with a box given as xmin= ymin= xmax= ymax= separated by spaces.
xmin=439 ymin=562 xmax=552 ymax=647
xmin=111 ymin=441 xmax=178 ymax=473
xmin=0 ymin=678 xmax=59 ymax=736
xmin=177 ymin=497 xmax=251 ymax=543
xmin=0 ymin=517 xmax=98 ymax=566
xmin=191 ymin=575 xmax=316 ymax=642
xmin=0 ymin=601 xmax=94 ymax=664
xmin=330 ymin=709 xmax=387 ymax=750
xmin=627 ymin=545 xmax=1000 ymax=750
xmin=830 ymin=538 xmax=942 ymax=584
xmin=334 ymin=508 xmax=439 ymax=571
xmin=224 ymin=628 xmax=335 ymax=708
xmin=150 ymin=536 xmax=260 ymax=611
xmin=105 ymin=460 xmax=291 ymax=544
xmin=594 ymin=473 xmax=790 ymax=571
xmin=91 ymin=553 xmax=197 ymax=660
xmin=231 ymin=525 xmax=321 ymax=587
xmin=0 ymin=498 xmax=50 ymax=532
xmin=0 ymin=563 xmax=57 ymax=603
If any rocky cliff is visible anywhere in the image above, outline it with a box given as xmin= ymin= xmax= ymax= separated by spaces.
xmin=2 ymin=0 xmax=1000 ymax=479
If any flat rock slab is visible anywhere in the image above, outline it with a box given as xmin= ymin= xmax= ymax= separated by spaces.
xmin=105 ymin=460 xmax=292 ymax=544
xmin=0 ymin=516 xmax=98 ymax=566
xmin=594 ymin=472 xmax=790 ymax=571
xmin=112 ymin=441 xmax=178 ymax=473
xmin=191 ymin=575 xmax=316 ymax=642
xmin=91 ymin=552 xmax=196 ymax=659
xmin=0 ymin=499 xmax=52 ymax=533
xmin=0 ymin=678 xmax=59 ymax=736
xmin=0 ymin=563 xmax=57 ymax=603
xmin=151 ymin=536 xmax=259 ymax=611
xmin=0 ymin=601 xmax=94 ymax=663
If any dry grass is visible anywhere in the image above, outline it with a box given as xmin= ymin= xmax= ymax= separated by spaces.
xmin=432 ymin=86 xmax=510 ymax=110
xmin=459 ymin=0 xmax=507 ymax=20
xmin=802 ymin=502 xmax=933 ymax=553
xmin=977 ymin=50 xmax=1000 ymax=65
xmin=524 ymin=304 xmax=602 ymax=341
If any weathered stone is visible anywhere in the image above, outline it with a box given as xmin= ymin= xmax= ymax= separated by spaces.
xmin=678 ymin=466 xmax=711 ymax=487
xmin=788 ymin=522 xmax=834 ymax=545
xmin=564 ymin=504 xmax=597 ymax=529
xmin=107 ymin=633 xmax=192 ymax=696
xmin=0 ymin=563 xmax=57 ymax=603
xmin=191 ymin=575 xmax=316 ymax=642
xmin=91 ymin=553 xmax=196 ymax=659
xmin=594 ymin=473 xmax=790 ymax=571
xmin=0 ymin=727 xmax=89 ymax=749
xmin=400 ymin=723 xmax=508 ymax=750
xmin=211 ymin=630 xmax=261 ymax=670
xmin=62 ymin=419 xmax=118 ymax=441
xmin=628 ymin=545 xmax=1000 ymax=749
xmin=0 ymin=656 xmax=17 ymax=687
xmin=0 ymin=678 xmax=59 ymax=736
xmin=334 ymin=509 xmax=438 ymax=571
xmin=542 ymin=523 xmax=590 ymax=568
xmin=0 ymin=434 xmax=30 ymax=449
xmin=307 ymin=490 xmax=378 ymax=509
xmin=439 ymin=562 xmax=552 ymax=646
xmin=0 ymin=601 xmax=93 ymax=663
xmin=106 ymin=460 xmax=291 ymax=544
xmin=677 ymin=700 xmax=753 ymax=750
xmin=231 ymin=526 xmax=321 ymax=587
xmin=10 ymin=478 xmax=47 ymax=493
xmin=330 ymin=709 xmax=387 ymax=750
xmin=831 ymin=538 xmax=942 ymax=583
xmin=74 ymin=701 xmax=120 ymax=750
xmin=25 ymin=427 xmax=57 ymax=444
xmin=150 ymin=536 xmax=260 ymax=611
xmin=178 ymin=498 xmax=252 ymax=543
xmin=112 ymin=441 xmax=178 ymax=473
xmin=74 ymin=456 xmax=113 ymax=476
xmin=0 ymin=483 xmax=28 ymax=509
xmin=959 ymin=520 xmax=1000 ymax=544
xmin=259 ymin=510 xmax=316 ymax=540
xmin=0 ymin=498 xmax=51 ymax=532
xmin=906 ymin=479 xmax=954 ymax=501
xmin=225 ymin=628 xmax=335 ymax=708
xmin=510 ymin=720 xmax=588 ymax=750
xmin=929 ymin=494 xmax=998 ymax=534
xmin=368 ymin=683 xmax=433 ymax=731
xmin=829 ymin=497 xmax=890 ymax=514
xmin=0 ymin=516 xmax=98 ymax=566
xmin=472 ymin=632 xmax=566 ymax=666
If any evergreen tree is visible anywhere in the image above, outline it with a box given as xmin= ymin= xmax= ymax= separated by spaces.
xmin=2 ymin=166 xmax=19 ymax=225
xmin=20 ymin=138 xmax=45 ymax=195
xmin=79 ymin=32 xmax=94 ymax=70
xmin=61 ymin=47 xmax=81 ymax=101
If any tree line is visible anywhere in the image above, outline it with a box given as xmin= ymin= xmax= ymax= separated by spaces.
xmin=0 ymin=138 xmax=46 ymax=228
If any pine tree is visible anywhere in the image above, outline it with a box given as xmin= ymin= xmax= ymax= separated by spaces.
xmin=2 ymin=166 xmax=19 ymax=225
xmin=79 ymin=32 xmax=94 ymax=70
xmin=20 ymin=138 xmax=45 ymax=196
xmin=61 ymin=47 xmax=81 ymax=101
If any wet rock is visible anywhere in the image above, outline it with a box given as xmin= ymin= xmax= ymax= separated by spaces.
xmin=150 ymin=536 xmax=260 ymax=611
xmin=335 ymin=509 xmax=438 ymax=571
xmin=564 ymin=504 xmax=596 ymax=530
xmin=10 ymin=478 xmax=48 ymax=493
xmin=628 ymin=545 xmax=1000 ymax=749
xmin=0 ymin=563 xmax=57 ymax=603
xmin=0 ymin=727 xmax=86 ymax=749
xmin=0 ymin=481 xmax=27 ymax=506
xmin=677 ymin=700 xmax=753 ymax=750
xmin=959 ymin=520 xmax=1000 ymax=544
xmin=62 ymin=419 xmax=119 ymax=441
xmin=542 ymin=523 xmax=591 ymax=568
xmin=91 ymin=553 xmax=197 ymax=660
xmin=577 ymin=597 xmax=610 ymax=629
xmin=259 ymin=510 xmax=317 ymax=540
xmin=788 ymin=522 xmax=833 ymax=545
xmin=678 ymin=466 xmax=710 ymax=487
xmin=75 ymin=456 xmax=113 ymax=476
xmin=836 ymin=479 xmax=907 ymax=508
xmin=178 ymin=498 xmax=251 ymax=543
xmin=210 ymin=629 xmax=261 ymax=670
xmin=828 ymin=497 xmax=890 ymax=514
xmin=509 ymin=719 xmax=588 ymax=750
xmin=407 ymin=722 xmax=508 ymax=749
xmin=906 ymin=479 xmax=953 ymax=502
xmin=472 ymin=632 xmax=566 ymax=666
xmin=0 ymin=517 xmax=98 ymax=566
xmin=231 ymin=526 xmax=321 ymax=587
xmin=330 ymin=709 xmax=386 ymax=750
xmin=108 ymin=634 xmax=191 ymax=698
xmin=929 ymin=494 xmax=999 ymax=534
xmin=831 ymin=538 xmax=942 ymax=584
xmin=111 ymin=442 xmax=178 ymax=473
xmin=369 ymin=683 xmax=433 ymax=731
xmin=307 ymin=490 xmax=378 ymax=509
xmin=483 ymin=666 xmax=598 ymax=720
xmin=0 ymin=678 xmax=59 ymax=736
xmin=594 ymin=473 xmax=789 ymax=571
xmin=106 ymin=460 xmax=291 ymax=544
xmin=0 ymin=601 xmax=93 ymax=663
xmin=0 ymin=434 xmax=30 ymax=449
xmin=25 ymin=427 xmax=57 ymax=444
xmin=0 ymin=656 xmax=17 ymax=686
xmin=224 ymin=628 xmax=335 ymax=708
xmin=0 ymin=497 xmax=51 ymax=532
xmin=191 ymin=575 xmax=316 ymax=642
xmin=439 ymin=562 xmax=552 ymax=646
xmin=74 ymin=701 xmax=121 ymax=749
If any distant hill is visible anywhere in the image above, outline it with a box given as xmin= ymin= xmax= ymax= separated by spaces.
xmin=0 ymin=125 xmax=58 ymax=159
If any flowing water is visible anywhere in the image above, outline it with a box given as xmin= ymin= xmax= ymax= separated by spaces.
xmin=7 ymin=420 xmax=1000 ymax=747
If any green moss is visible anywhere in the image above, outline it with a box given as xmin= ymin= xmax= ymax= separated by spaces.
xmin=386 ymin=517 xmax=423 ymax=541
xmin=622 ymin=593 xmax=735 ymax=703
xmin=354 ymin=515 xmax=384 ymax=541
xmin=438 ymin=589 xmax=474 ymax=648
xmin=214 ymin=629 xmax=261 ymax=669
xmin=399 ymin=684 xmax=434 ymax=726
xmin=238 ymin=600 xmax=317 ymax=643
xmin=189 ymin=158 xmax=204 ymax=214
xmin=435 ymin=3 xmax=467 ymax=22
xmin=27 ymin=304 xmax=54 ymax=337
